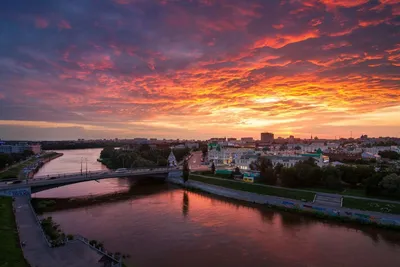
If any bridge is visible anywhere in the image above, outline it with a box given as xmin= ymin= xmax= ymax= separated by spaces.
xmin=0 ymin=167 xmax=183 ymax=197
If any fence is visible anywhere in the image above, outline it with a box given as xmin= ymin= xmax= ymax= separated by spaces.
xmin=70 ymin=235 xmax=122 ymax=267
xmin=28 ymin=200 xmax=123 ymax=266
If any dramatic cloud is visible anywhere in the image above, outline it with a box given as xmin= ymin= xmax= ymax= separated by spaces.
xmin=0 ymin=0 xmax=399 ymax=140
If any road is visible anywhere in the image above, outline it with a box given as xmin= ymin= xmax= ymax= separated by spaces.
xmin=188 ymin=151 xmax=209 ymax=171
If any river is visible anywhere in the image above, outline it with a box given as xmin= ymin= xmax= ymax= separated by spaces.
xmin=34 ymin=149 xmax=400 ymax=267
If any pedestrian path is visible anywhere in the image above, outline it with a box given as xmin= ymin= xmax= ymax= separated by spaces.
xmin=314 ymin=194 xmax=342 ymax=207
xmin=13 ymin=197 xmax=103 ymax=267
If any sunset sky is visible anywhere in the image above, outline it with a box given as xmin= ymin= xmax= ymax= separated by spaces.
xmin=0 ymin=0 xmax=399 ymax=140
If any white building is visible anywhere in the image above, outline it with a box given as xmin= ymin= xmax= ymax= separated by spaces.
xmin=361 ymin=152 xmax=381 ymax=160
xmin=236 ymin=153 xmax=259 ymax=170
xmin=0 ymin=143 xmax=36 ymax=154
xmin=185 ymin=142 xmax=199 ymax=149
xmin=208 ymin=143 xmax=256 ymax=166
xmin=265 ymin=155 xmax=311 ymax=168
xmin=363 ymin=146 xmax=400 ymax=154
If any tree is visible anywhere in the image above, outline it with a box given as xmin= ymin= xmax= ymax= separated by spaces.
xmin=22 ymin=149 xmax=34 ymax=158
xmin=211 ymin=162 xmax=215 ymax=174
xmin=379 ymin=173 xmax=400 ymax=196
xmin=338 ymin=165 xmax=359 ymax=187
xmin=294 ymin=160 xmax=322 ymax=187
xmin=231 ymin=167 xmax=242 ymax=179
xmin=100 ymin=147 xmax=115 ymax=159
xmin=274 ymin=163 xmax=283 ymax=175
xmin=365 ymin=173 xmax=383 ymax=196
xmin=201 ymin=146 xmax=208 ymax=157
xmin=378 ymin=150 xmax=400 ymax=160
xmin=0 ymin=154 xmax=14 ymax=169
xmin=322 ymin=166 xmax=342 ymax=191
xmin=250 ymin=158 xmax=276 ymax=185
xmin=294 ymin=146 xmax=301 ymax=150
xmin=182 ymin=160 xmax=189 ymax=183
xmin=280 ymin=168 xmax=298 ymax=187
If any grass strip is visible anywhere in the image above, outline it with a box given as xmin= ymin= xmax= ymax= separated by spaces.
xmin=190 ymin=174 xmax=315 ymax=201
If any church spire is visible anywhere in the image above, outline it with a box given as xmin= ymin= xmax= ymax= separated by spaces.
xmin=168 ymin=147 xmax=177 ymax=167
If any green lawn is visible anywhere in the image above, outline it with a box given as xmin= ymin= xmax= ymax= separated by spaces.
xmin=0 ymin=158 xmax=37 ymax=180
xmin=0 ymin=152 xmax=60 ymax=180
xmin=343 ymin=197 xmax=400 ymax=215
xmin=0 ymin=197 xmax=29 ymax=267
xmin=190 ymin=175 xmax=315 ymax=201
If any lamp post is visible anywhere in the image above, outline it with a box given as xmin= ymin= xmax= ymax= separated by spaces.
xmin=80 ymin=157 xmax=83 ymax=176
xmin=85 ymin=158 xmax=88 ymax=178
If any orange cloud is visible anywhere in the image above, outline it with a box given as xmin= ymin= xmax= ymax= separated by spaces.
xmin=253 ymin=30 xmax=320 ymax=49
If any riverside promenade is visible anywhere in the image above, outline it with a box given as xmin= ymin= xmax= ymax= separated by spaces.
xmin=167 ymin=176 xmax=400 ymax=226
xmin=13 ymin=197 xmax=103 ymax=267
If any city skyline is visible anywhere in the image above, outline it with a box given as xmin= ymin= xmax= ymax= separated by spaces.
xmin=1 ymin=0 xmax=400 ymax=140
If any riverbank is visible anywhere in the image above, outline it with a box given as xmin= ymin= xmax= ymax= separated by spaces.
xmin=167 ymin=175 xmax=400 ymax=230
xmin=0 ymin=152 xmax=63 ymax=180
xmin=26 ymin=152 xmax=63 ymax=179
xmin=31 ymin=183 xmax=169 ymax=213
xmin=0 ymin=197 xmax=29 ymax=267
xmin=191 ymin=174 xmax=400 ymax=215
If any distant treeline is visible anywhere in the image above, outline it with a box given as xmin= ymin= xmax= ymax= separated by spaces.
xmin=41 ymin=141 xmax=131 ymax=150
xmin=99 ymin=145 xmax=191 ymax=169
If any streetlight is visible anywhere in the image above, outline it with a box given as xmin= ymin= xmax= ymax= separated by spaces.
xmin=80 ymin=157 xmax=83 ymax=175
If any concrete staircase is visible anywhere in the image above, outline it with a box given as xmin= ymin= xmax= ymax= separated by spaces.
xmin=313 ymin=194 xmax=343 ymax=207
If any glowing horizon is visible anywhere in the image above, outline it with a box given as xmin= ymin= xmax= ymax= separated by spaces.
xmin=0 ymin=0 xmax=399 ymax=140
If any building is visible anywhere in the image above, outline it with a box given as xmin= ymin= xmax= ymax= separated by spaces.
xmin=208 ymin=143 xmax=256 ymax=166
xmin=0 ymin=145 xmax=12 ymax=154
xmin=30 ymin=144 xmax=42 ymax=154
xmin=0 ymin=142 xmax=35 ymax=154
xmin=241 ymin=137 xmax=254 ymax=142
xmin=210 ymin=137 xmax=226 ymax=142
xmin=236 ymin=153 xmax=259 ymax=170
xmin=361 ymin=152 xmax=381 ymax=160
xmin=185 ymin=142 xmax=199 ymax=149
xmin=261 ymin=132 xmax=274 ymax=142
xmin=227 ymin=138 xmax=237 ymax=141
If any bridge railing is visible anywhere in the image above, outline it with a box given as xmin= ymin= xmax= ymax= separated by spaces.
xmin=32 ymin=166 xmax=179 ymax=180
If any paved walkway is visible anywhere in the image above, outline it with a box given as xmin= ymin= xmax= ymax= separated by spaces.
xmin=169 ymin=176 xmax=400 ymax=221
xmin=13 ymin=197 xmax=103 ymax=267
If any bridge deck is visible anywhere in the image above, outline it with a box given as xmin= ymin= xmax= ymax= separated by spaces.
xmin=0 ymin=167 xmax=181 ymax=193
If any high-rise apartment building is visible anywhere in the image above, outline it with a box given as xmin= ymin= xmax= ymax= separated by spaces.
xmin=261 ymin=132 xmax=274 ymax=142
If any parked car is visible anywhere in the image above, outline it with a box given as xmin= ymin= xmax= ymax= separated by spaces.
xmin=11 ymin=180 xmax=22 ymax=184
xmin=115 ymin=168 xmax=127 ymax=173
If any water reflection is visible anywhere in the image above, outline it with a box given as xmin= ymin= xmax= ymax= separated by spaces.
xmin=34 ymin=149 xmax=400 ymax=267
xmin=43 ymin=183 xmax=400 ymax=267
xmin=182 ymin=191 xmax=189 ymax=217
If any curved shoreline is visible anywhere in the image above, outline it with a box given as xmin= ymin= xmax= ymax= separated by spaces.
xmin=166 ymin=176 xmax=400 ymax=230
xmin=27 ymin=152 xmax=63 ymax=179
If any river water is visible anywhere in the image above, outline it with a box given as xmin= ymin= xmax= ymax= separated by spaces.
xmin=34 ymin=149 xmax=400 ymax=267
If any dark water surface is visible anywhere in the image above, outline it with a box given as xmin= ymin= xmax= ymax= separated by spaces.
xmin=34 ymin=149 xmax=400 ymax=267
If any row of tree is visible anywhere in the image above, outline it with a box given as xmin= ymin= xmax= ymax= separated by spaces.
xmin=99 ymin=146 xmax=190 ymax=169
xmin=0 ymin=150 xmax=34 ymax=169
xmin=248 ymin=157 xmax=400 ymax=199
